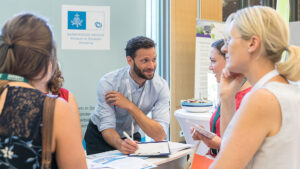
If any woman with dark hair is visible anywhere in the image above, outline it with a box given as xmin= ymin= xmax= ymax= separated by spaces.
xmin=0 ymin=14 xmax=87 ymax=169
xmin=192 ymin=39 xmax=251 ymax=157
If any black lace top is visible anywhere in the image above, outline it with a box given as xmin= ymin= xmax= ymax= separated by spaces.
xmin=0 ymin=86 xmax=57 ymax=169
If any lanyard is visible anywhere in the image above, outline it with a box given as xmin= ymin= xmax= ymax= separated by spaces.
xmin=125 ymin=69 xmax=147 ymax=138
xmin=251 ymin=69 xmax=279 ymax=92
xmin=211 ymin=104 xmax=221 ymax=133
xmin=0 ymin=73 xmax=29 ymax=83
xmin=211 ymin=79 xmax=248 ymax=134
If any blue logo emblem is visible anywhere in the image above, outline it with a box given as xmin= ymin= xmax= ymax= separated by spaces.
xmin=68 ymin=11 xmax=86 ymax=30
xmin=94 ymin=22 xmax=103 ymax=29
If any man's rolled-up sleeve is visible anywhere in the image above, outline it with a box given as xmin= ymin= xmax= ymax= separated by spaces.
xmin=92 ymin=78 xmax=116 ymax=132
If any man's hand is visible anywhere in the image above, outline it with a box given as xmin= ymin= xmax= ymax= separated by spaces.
xmin=119 ymin=139 xmax=139 ymax=155
xmin=105 ymin=91 xmax=133 ymax=110
xmin=102 ymin=129 xmax=139 ymax=155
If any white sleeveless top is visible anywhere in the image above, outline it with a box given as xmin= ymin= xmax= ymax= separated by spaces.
xmin=245 ymin=82 xmax=300 ymax=169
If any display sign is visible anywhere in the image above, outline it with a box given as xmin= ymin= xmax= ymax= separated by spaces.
xmin=195 ymin=20 xmax=224 ymax=102
xmin=62 ymin=5 xmax=110 ymax=50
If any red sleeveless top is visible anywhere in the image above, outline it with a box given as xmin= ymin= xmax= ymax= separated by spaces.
xmin=58 ymin=87 xmax=69 ymax=102
xmin=209 ymin=87 xmax=252 ymax=137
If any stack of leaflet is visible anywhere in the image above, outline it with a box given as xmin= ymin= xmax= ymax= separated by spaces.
xmin=86 ymin=141 xmax=193 ymax=169
xmin=87 ymin=152 xmax=156 ymax=169
xmin=181 ymin=98 xmax=213 ymax=113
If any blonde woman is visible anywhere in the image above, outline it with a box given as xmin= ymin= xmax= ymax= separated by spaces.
xmin=210 ymin=6 xmax=300 ymax=169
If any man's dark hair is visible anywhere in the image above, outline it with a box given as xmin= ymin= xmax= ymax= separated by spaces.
xmin=125 ymin=36 xmax=155 ymax=59
xmin=211 ymin=39 xmax=225 ymax=58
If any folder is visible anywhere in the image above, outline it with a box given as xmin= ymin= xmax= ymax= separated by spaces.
xmin=128 ymin=141 xmax=170 ymax=157
xmin=191 ymin=154 xmax=213 ymax=169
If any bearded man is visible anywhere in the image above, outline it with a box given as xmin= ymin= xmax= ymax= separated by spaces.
xmin=84 ymin=36 xmax=170 ymax=155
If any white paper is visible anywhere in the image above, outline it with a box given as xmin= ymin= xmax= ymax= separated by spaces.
xmin=168 ymin=141 xmax=193 ymax=154
xmin=186 ymin=120 xmax=216 ymax=139
xmin=130 ymin=141 xmax=170 ymax=156
xmin=193 ymin=125 xmax=216 ymax=139
xmin=87 ymin=154 xmax=156 ymax=169
xmin=104 ymin=157 xmax=156 ymax=169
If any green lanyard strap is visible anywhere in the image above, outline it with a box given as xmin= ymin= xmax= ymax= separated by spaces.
xmin=210 ymin=78 xmax=247 ymax=134
xmin=0 ymin=73 xmax=29 ymax=83
xmin=211 ymin=104 xmax=221 ymax=134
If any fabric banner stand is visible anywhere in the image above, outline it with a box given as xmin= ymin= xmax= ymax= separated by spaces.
xmin=194 ymin=20 xmax=224 ymax=104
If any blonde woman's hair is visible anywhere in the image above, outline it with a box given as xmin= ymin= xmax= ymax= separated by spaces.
xmin=228 ymin=6 xmax=300 ymax=81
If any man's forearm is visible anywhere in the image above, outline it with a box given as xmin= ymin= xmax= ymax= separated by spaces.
xmin=102 ymin=128 xmax=123 ymax=150
xmin=127 ymin=103 xmax=166 ymax=141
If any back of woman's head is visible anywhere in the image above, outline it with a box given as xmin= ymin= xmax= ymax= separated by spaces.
xmin=228 ymin=6 xmax=300 ymax=81
xmin=0 ymin=13 xmax=56 ymax=81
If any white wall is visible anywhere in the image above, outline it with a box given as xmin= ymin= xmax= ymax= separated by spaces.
xmin=289 ymin=21 xmax=300 ymax=87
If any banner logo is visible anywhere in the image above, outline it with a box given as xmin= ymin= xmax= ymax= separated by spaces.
xmin=68 ymin=11 xmax=86 ymax=30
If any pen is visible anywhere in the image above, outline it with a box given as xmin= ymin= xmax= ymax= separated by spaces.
xmin=191 ymin=128 xmax=196 ymax=137
xmin=123 ymin=131 xmax=135 ymax=143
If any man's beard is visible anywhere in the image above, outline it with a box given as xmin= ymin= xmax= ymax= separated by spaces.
xmin=133 ymin=62 xmax=155 ymax=80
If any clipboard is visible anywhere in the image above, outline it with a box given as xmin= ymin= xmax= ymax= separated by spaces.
xmin=128 ymin=141 xmax=170 ymax=157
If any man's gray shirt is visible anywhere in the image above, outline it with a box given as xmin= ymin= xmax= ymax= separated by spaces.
xmin=90 ymin=66 xmax=170 ymax=138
